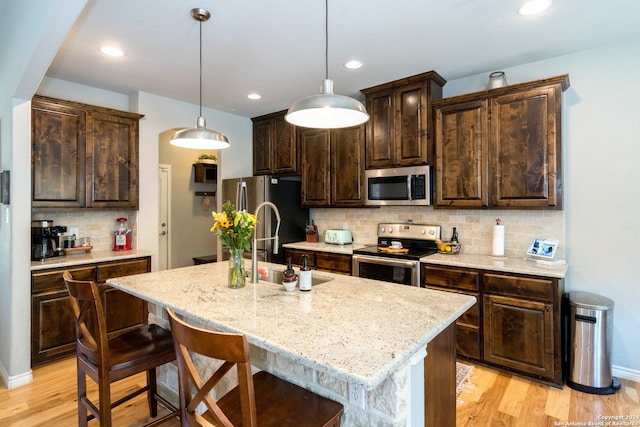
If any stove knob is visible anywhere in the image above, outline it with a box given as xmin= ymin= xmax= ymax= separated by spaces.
xmin=421 ymin=229 xmax=426 ymax=235
xmin=380 ymin=227 xmax=386 ymax=233
xmin=388 ymin=228 xmax=393 ymax=233
xmin=429 ymin=229 xmax=435 ymax=235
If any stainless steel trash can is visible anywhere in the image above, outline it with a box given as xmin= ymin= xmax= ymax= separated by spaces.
xmin=567 ymin=291 xmax=620 ymax=394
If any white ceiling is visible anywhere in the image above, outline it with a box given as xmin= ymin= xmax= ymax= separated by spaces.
xmin=47 ymin=0 xmax=640 ymax=118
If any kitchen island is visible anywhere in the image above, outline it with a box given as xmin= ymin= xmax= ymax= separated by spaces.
xmin=107 ymin=261 xmax=475 ymax=426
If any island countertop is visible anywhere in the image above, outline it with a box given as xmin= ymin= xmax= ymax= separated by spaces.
xmin=107 ymin=261 xmax=475 ymax=391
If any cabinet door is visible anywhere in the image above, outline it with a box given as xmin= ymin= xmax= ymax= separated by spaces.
xmin=97 ymin=258 xmax=150 ymax=336
xmin=490 ymin=85 xmax=561 ymax=208
xmin=483 ymin=294 xmax=555 ymax=379
xmin=272 ymin=115 xmax=297 ymax=174
xmin=331 ymin=125 xmax=365 ymax=207
xmin=299 ymin=128 xmax=331 ymax=207
xmin=365 ymin=89 xmax=394 ymax=169
xmin=31 ymin=98 xmax=86 ymax=208
xmin=86 ymin=111 xmax=139 ymax=208
xmin=315 ymin=252 xmax=351 ymax=275
xmin=394 ymin=81 xmax=429 ymax=167
xmin=31 ymin=290 xmax=77 ymax=366
xmin=434 ymin=99 xmax=489 ymax=207
xmin=252 ymin=118 xmax=273 ymax=175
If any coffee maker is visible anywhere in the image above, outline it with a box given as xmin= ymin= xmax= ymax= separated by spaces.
xmin=31 ymin=220 xmax=67 ymax=261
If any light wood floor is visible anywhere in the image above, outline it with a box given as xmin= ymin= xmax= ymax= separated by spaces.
xmin=457 ymin=363 xmax=640 ymax=426
xmin=0 ymin=357 xmax=180 ymax=426
xmin=1 ymin=356 xmax=638 ymax=426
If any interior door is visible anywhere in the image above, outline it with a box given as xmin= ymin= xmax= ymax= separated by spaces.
xmin=158 ymin=165 xmax=171 ymax=270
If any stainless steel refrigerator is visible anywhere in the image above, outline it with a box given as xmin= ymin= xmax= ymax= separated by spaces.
xmin=221 ymin=176 xmax=309 ymax=264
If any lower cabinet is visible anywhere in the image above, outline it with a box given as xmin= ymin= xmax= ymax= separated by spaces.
xmin=284 ymin=248 xmax=352 ymax=275
xmin=421 ymin=263 xmax=564 ymax=386
xmin=31 ymin=256 xmax=150 ymax=367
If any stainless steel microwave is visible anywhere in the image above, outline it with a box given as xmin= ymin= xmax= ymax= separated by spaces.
xmin=365 ymin=165 xmax=431 ymax=206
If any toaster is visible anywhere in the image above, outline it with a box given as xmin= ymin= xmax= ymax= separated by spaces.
xmin=324 ymin=229 xmax=353 ymax=245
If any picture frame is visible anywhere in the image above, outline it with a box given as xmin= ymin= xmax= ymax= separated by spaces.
xmin=526 ymin=238 xmax=558 ymax=260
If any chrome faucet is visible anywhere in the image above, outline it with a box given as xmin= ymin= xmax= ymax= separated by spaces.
xmin=251 ymin=201 xmax=281 ymax=284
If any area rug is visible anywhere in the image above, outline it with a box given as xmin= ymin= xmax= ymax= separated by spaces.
xmin=456 ymin=362 xmax=475 ymax=402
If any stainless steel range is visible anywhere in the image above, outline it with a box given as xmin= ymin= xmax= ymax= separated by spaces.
xmin=352 ymin=223 xmax=441 ymax=287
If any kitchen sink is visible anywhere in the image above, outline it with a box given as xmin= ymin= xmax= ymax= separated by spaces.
xmin=260 ymin=269 xmax=334 ymax=286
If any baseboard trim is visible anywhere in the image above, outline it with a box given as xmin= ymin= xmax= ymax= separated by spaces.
xmin=0 ymin=361 xmax=33 ymax=389
xmin=613 ymin=364 xmax=640 ymax=383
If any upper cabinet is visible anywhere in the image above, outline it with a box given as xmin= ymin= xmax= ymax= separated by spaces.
xmin=433 ymin=75 xmax=569 ymax=209
xmin=299 ymin=125 xmax=366 ymax=208
xmin=361 ymin=71 xmax=446 ymax=169
xmin=252 ymin=110 xmax=297 ymax=176
xmin=32 ymin=96 xmax=143 ymax=210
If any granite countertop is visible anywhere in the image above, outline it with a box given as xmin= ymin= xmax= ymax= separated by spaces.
xmin=422 ymin=253 xmax=568 ymax=278
xmin=30 ymin=249 xmax=153 ymax=271
xmin=107 ymin=261 xmax=475 ymax=390
xmin=283 ymin=241 xmax=367 ymax=254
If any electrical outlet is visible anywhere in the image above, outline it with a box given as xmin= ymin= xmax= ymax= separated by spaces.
xmin=342 ymin=222 xmax=349 ymax=230
xmin=70 ymin=227 xmax=79 ymax=237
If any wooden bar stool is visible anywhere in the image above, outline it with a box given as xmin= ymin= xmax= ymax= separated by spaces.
xmin=63 ymin=271 xmax=179 ymax=426
xmin=166 ymin=308 xmax=344 ymax=427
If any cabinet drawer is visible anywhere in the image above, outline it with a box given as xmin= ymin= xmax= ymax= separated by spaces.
xmin=32 ymin=266 xmax=96 ymax=293
xmin=456 ymin=325 xmax=481 ymax=360
xmin=484 ymin=273 xmax=554 ymax=302
xmin=96 ymin=258 xmax=150 ymax=283
xmin=458 ymin=300 xmax=480 ymax=327
xmin=315 ymin=252 xmax=351 ymax=275
xmin=422 ymin=265 xmax=480 ymax=291
xmin=285 ymin=249 xmax=316 ymax=268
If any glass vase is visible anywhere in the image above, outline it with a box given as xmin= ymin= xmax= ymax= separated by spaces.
xmin=228 ymin=247 xmax=246 ymax=289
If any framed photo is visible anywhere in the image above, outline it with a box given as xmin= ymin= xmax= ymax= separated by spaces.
xmin=527 ymin=238 xmax=558 ymax=260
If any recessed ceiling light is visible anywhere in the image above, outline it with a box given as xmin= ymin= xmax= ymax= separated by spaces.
xmin=344 ymin=60 xmax=363 ymax=69
xmin=99 ymin=46 xmax=124 ymax=57
xmin=518 ymin=0 xmax=552 ymax=16
xmin=247 ymin=93 xmax=261 ymax=100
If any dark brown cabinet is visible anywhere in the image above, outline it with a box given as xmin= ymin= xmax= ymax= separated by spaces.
xmin=31 ymin=256 xmax=150 ymax=366
xmin=299 ymin=125 xmax=365 ymax=208
xmin=32 ymin=96 xmax=143 ymax=209
xmin=422 ymin=265 xmax=481 ymax=359
xmin=421 ymin=263 xmax=564 ymax=386
xmin=284 ymin=248 xmax=351 ymax=275
xmin=361 ymin=71 xmax=446 ymax=169
xmin=252 ymin=110 xmax=297 ymax=176
xmin=433 ymin=75 xmax=569 ymax=209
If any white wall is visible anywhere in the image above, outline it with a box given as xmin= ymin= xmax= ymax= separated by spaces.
xmin=145 ymin=92 xmax=253 ymax=268
xmin=0 ymin=0 xmax=88 ymax=387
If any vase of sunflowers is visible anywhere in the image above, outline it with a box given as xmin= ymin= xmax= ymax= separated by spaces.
xmin=210 ymin=201 xmax=257 ymax=288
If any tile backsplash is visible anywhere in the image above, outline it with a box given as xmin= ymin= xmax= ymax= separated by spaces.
xmin=311 ymin=207 xmax=565 ymax=259
xmin=31 ymin=210 xmax=137 ymax=252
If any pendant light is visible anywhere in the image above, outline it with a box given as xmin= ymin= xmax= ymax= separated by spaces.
xmin=171 ymin=8 xmax=230 ymax=150
xmin=285 ymin=0 xmax=369 ymax=129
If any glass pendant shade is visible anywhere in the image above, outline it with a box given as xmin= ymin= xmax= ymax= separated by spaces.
xmin=171 ymin=116 xmax=230 ymax=149
xmin=286 ymin=79 xmax=369 ymax=129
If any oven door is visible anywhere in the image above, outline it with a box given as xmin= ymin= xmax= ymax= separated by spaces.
xmin=352 ymin=254 xmax=420 ymax=286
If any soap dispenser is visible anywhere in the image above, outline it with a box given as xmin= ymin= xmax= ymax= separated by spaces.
xmin=299 ymin=254 xmax=312 ymax=292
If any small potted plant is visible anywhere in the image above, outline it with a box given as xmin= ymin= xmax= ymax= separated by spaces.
xmin=197 ymin=153 xmax=217 ymax=164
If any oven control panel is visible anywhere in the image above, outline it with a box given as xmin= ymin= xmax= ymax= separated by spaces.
xmin=377 ymin=223 xmax=440 ymax=241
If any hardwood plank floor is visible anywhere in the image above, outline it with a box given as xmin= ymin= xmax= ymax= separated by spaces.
xmin=0 ymin=357 xmax=180 ymax=426
xmin=2 ymin=356 xmax=638 ymax=426
xmin=457 ymin=364 xmax=640 ymax=427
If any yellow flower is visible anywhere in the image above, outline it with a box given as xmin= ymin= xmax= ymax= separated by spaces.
xmin=210 ymin=201 xmax=258 ymax=252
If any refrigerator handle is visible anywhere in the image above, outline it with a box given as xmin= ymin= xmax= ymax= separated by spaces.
xmin=237 ymin=181 xmax=248 ymax=212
